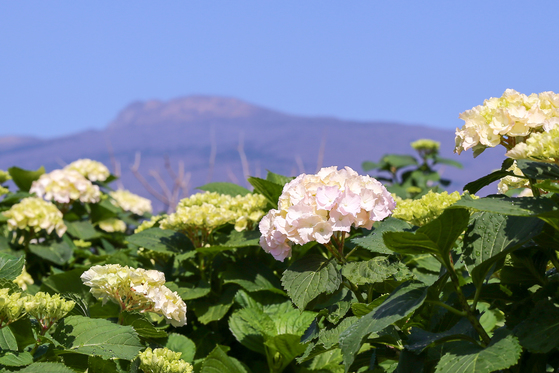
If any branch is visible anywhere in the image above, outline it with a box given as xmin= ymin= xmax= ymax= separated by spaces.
xmin=130 ymin=152 xmax=169 ymax=205
xmin=237 ymin=131 xmax=250 ymax=187
xmin=207 ymin=126 xmax=217 ymax=183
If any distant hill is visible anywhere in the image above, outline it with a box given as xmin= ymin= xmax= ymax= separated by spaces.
xmin=0 ymin=95 xmax=506 ymax=211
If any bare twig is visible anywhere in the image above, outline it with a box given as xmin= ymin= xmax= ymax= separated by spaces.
xmin=295 ymin=155 xmax=305 ymax=174
xmin=237 ymin=131 xmax=250 ymax=187
xmin=130 ymin=152 xmax=169 ymax=205
xmin=106 ymin=137 xmax=124 ymax=189
xmin=226 ymin=166 xmax=239 ymax=184
xmin=316 ymin=130 xmax=327 ymax=172
xmin=207 ymin=126 xmax=217 ymax=183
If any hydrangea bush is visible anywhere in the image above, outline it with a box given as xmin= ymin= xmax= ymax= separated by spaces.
xmin=1 ymin=91 xmax=559 ymax=372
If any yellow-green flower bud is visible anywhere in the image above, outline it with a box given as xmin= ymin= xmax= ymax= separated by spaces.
xmin=0 ymin=186 xmax=8 ymax=196
xmin=392 ymin=191 xmax=466 ymax=226
xmin=13 ymin=267 xmax=34 ymax=291
xmin=64 ymin=159 xmax=110 ymax=182
xmin=2 ymin=197 xmax=66 ymax=237
xmin=110 ymin=190 xmax=153 ymax=215
xmin=25 ymin=292 xmax=75 ymax=330
xmin=0 ymin=289 xmax=29 ymax=326
xmin=98 ymin=218 xmax=127 ymax=233
xmin=135 ymin=215 xmax=167 ymax=233
xmin=0 ymin=170 xmax=11 ymax=185
xmin=73 ymin=239 xmax=92 ymax=248
xmin=139 ymin=347 xmax=193 ymax=373
xmin=411 ymin=139 xmax=440 ymax=153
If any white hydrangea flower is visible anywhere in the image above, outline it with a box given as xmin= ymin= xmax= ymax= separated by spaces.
xmin=14 ymin=267 xmax=34 ymax=291
xmin=98 ymin=218 xmax=127 ymax=233
xmin=505 ymin=127 xmax=559 ymax=163
xmin=64 ymin=159 xmax=110 ymax=182
xmin=455 ymin=89 xmax=559 ymax=156
xmin=2 ymin=197 xmax=66 ymax=237
xmin=259 ymin=166 xmax=395 ymax=261
xmin=81 ymin=264 xmax=187 ymax=327
xmin=139 ymin=347 xmax=193 ymax=373
xmin=110 ymin=189 xmax=153 ymax=215
xmin=30 ymin=169 xmax=101 ymax=204
xmin=497 ymin=161 xmax=530 ymax=194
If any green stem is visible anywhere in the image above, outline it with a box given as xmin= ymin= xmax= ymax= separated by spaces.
xmin=550 ymin=251 xmax=559 ymax=273
xmin=528 ymin=178 xmax=541 ymax=197
xmin=426 ymin=300 xmax=466 ymax=317
xmin=343 ymin=280 xmax=366 ymax=303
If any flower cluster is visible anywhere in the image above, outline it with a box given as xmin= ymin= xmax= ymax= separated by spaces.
xmin=505 ymin=127 xmax=559 ymax=162
xmin=392 ymin=191 xmax=463 ymax=226
xmin=0 ymin=289 xmax=28 ymax=327
xmin=64 ymin=159 xmax=110 ymax=182
xmin=161 ymin=192 xmax=267 ymax=245
xmin=25 ymin=292 xmax=75 ymax=332
xmin=81 ymin=264 xmax=187 ymax=327
xmin=138 ymin=347 xmax=193 ymax=373
xmin=135 ymin=214 xmax=167 ymax=233
xmin=110 ymin=189 xmax=153 ymax=215
xmin=411 ymin=139 xmax=440 ymax=153
xmin=455 ymin=89 xmax=559 ymax=156
xmin=497 ymin=161 xmax=530 ymax=195
xmin=30 ymin=169 xmax=101 ymax=204
xmin=0 ymin=170 xmax=10 ymax=196
xmin=98 ymin=218 xmax=127 ymax=233
xmin=14 ymin=267 xmax=34 ymax=291
xmin=2 ymin=197 xmax=66 ymax=237
xmin=259 ymin=166 xmax=395 ymax=261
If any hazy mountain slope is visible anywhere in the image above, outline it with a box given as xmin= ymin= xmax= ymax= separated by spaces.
xmin=0 ymin=96 xmax=505 ymax=211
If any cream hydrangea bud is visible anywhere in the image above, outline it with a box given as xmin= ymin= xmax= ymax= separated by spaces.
xmin=411 ymin=139 xmax=440 ymax=153
xmin=13 ymin=267 xmax=34 ymax=291
xmin=30 ymin=169 xmax=101 ymax=204
xmin=0 ymin=170 xmax=11 ymax=184
xmin=505 ymin=127 xmax=559 ymax=162
xmin=64 ymin=159 xmax=110 ymax=182
xmin=259 ymin=166 xmax=395 ymax=261
xmin=0 ymin=186 xmax=9 ymax=196
xmin=0 ymin=289 xmax=29 ymax=326
xmin=392 ymin=191 xmax=468 ymax=226
xmin=109 ymin=190 xmax=153 ymax=215
xmin=135 ymin=215 xmax=167 ymax=233
xmin=139 ymin=347 xmax=193 ymax=373
xmin=2 ymin=197 xmax=66 ymax=237
xmin=497 ymin=161 xmax=531 ymax=194
xmin=24 ymin=292 xmax=75 ymax=332
xmin=81 ymin=264 xmax=187 ymax=327
xmin=98 ymin=218 xmax=127 ymax=233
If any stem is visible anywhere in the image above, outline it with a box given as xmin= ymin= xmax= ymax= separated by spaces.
xmin=528 ymin=178 xmax=541 ymax=197
xmin=426 ymin=300 xmax=466 ymax=317
xmin=343 ymin=280 xmax=366 ymax=303
xmin=550 ymin=251 xmax=559 ymax=273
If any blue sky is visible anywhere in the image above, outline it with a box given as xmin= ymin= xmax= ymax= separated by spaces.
xmin=1 ymin=1 xmax=558 ymax=138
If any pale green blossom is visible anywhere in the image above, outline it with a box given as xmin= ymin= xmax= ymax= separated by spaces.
xmin=30 ymin=169 xmax=101 ymax=204
xmin=411 ymin=139 xmax=440 ymax=153
xmin=81 ymin=264 xmax=187 ymax=327
xmin=110 ymin=189 xmax=153 ymax=215
xmin=139 ymin=347 xmax=193 ymax=373
xmin=98 ymin=218 xmax=127 ymax=233
xmin=135 ymin=215 xmax=167 ymax=233
xmin=0 ymin=289 xmax=29 ymax=327
xmin=0 ymin=170 xmax=11 ymax=184
xmin=392 ymin=191 xmax=465 ymax=226
xmin=64 ymin=158 xmax=110 ymax=182
xmin=2 ymin=197 xmax=66 ymax=237
xmin=0 ymin=186 xmax=8 ymax=196
xmin=24 ymin=292 xmax=75 ymax=332
xmin=497 ymin=161 xmax=530 ymax=194
xmin=14 ymin=267 xmax=34 ymax=291
xmin=505 ymin=127 xmax=559 ymax=162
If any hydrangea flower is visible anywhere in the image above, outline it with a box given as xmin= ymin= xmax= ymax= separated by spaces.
xmin=259 ymin=166 xmax=395 ymax=261
xmin=30 ymin=169 xmax=101 ymax=204
xmin=98 ymin=218 xmax=127 ymax=233
xmin=81 ymin=264 xmax=187 ymax=327
xmin=392 ymin=191 xmax=463 ymax=226
xmin=455 ymin=89 xmax=559 ymax=157
xmin=14 ymin=267 xmax=34 ymax=291
xmin=2 ymin=197 xmax=66 ymax=237
xmin=497 ymin=161 xmax=531 ymax=194
xmin=0 ymin=289 xmax=28 ymax=327
xmin=24 ymin=292 xmax=75 ymax=333
xmin=505 ymin=127 xmax=559 ymax=163
xmin=139 ymin=347 xmax=193 ymax=373
xmin=110 ymin=189 xmax=153 ymax=215
xmin=135 ymin=214 xmax=167 ymax=233
xmin=411 ymin=139 xmax=440 ymax=153
xmin=64 ymin=159 xmax=110 ymax=182
xmin=0 ymin=170 xmax=11 ymax=184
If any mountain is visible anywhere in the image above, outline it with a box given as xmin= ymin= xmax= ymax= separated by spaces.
xmin=0 ymin=96 xmax=506 ymax=211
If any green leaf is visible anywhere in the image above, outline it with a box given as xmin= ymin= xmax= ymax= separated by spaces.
xmin=247 ymin=177 xmax=283 ymax=208
xmin=88 ymin=356 xmax=129 ymax=373
xmin=339 ymin=282 xmax=428 ymax=371
xmin=362 ymin=161 xmax=382 ymax=172
xmin=0 ymin=191 xmax=32 ymax=207
xmin=463 ymin=170 xmax=514 ymax=194
xmin=8 ymin=318 xmax=35 ymax=351
xmin=200 ymin=345 xmax=249 ymax=373
xmin=222 ymin=258 xmax=284 ymax=294
xmin=533 ymin=180 xmax=559 ymax=193
xmin=212 ymin=229 xmax=261 ymax=248
xmin=64 ymin=220 xmax=101 ymax=240
xmin=0 ymin=351 xmax=33 ymax=367
xmin=382 ymin=231 xmax=440 ymax=256
xmin=229 ymin=307 xmax=274 ymax=354
xmin=435 ymin=329 xmax=522 ymax=373
xmin=193 ymin=287 xmax=237 ymax=324
xmin=514 ymin=299 xmax=559 ymax=353
xmin=90 ymin=198 xmax=120 ymax=223
xmin=0 ymin=327 xmax=17 ymax=350
xmin=281 ymin=255 xmax=342 ymax=310
xmin=167 ymin=280 xmax=211 ymax=300
xmin=383 ymin=154 xmax=418 ymax=169
xmin=433 ymin=156 xmax=463 ymax=169
xmin=406 ymin=318 xmax=475 ymax=352
xmin=450 ymin=194 xmax=559 ymax=217
xmin=265 ymin=334 xmax=307 ymax=371
xmin=351 ymin=218 xmax=413 ymax=254
xmin=342 ymin=257 xmax=403 ymax=286
xmin=0 ymin=252 xmax=24 ymax=280
xmin=127 ymin=228 xmax=192 ymax=253
xmin=265 ymin=171 xmax=293 ymax=186
xmin=463 ymin=212 xmax=544 ymax=289
xmin=516 ymin=159 xmax=559 ymax=180
xmin=18 ymin=362 xmax=77 ymax=373
xmin=165 ymin=333 xmax=196 ymax=363
xmin=120 ymin=311 xmax=167 ymax=339
xmin=53 ymin=315 xmax=142 ymax=360
xmin=40 ymin=269 xmax=90 ymax=299
xmin=29 ymin=241 xmax=73 ymax=265
xmin=197 ymin=182 xmax=251 ymax=196
xmin=8 ymin=166 xmax=45 ymax=192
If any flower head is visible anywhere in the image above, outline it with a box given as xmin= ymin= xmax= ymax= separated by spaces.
xmin=0 ymin=289 xmax=29 ymax=326
xmin=24 ymin=292 xmax=75 ymax=331
xmin=392 ymin=191 xmax=465 ymax=226
xmin=14 ymin=267 xmax=34 ymax=291
xmin=110 ymin=189 xmax=153 ymax=215
xmin=411 ymin=139 xmax=440 ymax=153
xmin=139 ymin=347 xmax=193 ymax=373
xmin=81 ymin=264 xmax=187 ymax=327
xmin=2 ymin=197 xmax=66 ymax=237
xmin=30 ymin=169 xmax=101 ymax=204
xmin=64 ymin=159 xmax=110 ymax=182
xmin=98 ymin=218 xmax=127 ymax=233
xmin=259 ymin=166 xmax=395 ymax=261
xmin=135 ymin=215 xmax=167 ymax=233
xmin=0 ymin=170 xmax=11 ymax=184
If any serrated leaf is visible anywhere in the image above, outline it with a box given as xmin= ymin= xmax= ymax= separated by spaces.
xmin=64 ymin=220 xmax=101 ymax=240
xmin=514 ymin=299 xmax=559 ymax=353
xmin=247 ymin=177 xmax=283 ymax=208
xmin=0 ymin=252 xmax=24 ymax=281
xmin=463 ymin=212 xmax=544 ymax=289
xmin=165 ymin=333 xmax=196 ymax=363
xmin=435 ymin=329 xmax=522 ymax=373
xmin=281 ymin=255 xmax=342 ymax=310
xmin=18 ymin=362 xmax=77 ymax=373
xmin=463 ymin=170 xmax=515 ymax=194
xmin=127 ymin=228 xmax=192 ymax=253
xmin=200 ymin=345 xmax=249 ymax=373
xmin=40 ymin=268 xmax=90 ymax=298
xmin=0 ymin=351 xmax=33 ymax=367
xmin=88 ymin=356 xmax=129 ymax=373
xmin=516 ymin=159 xmax=559 ymax=180
xmin=351 ymin=218 xmax=413 ymax=254
xmin=53 ymin=315 xmax=142 ymax=360
xmin=193 ymin=287 xmax=236 ymax=324
xmin=222 ymin=259 xmax=283 ymax=293
xmin=229 ymin=307 xmax=275 ymax=354
xmin=433 ymin=156 xmax=463 ymax=169
xmin=342 ymin=257 xmax=401 ymax=286
xmin=383 ymin=154 xmax=418 ymax=169
xmin=265 ymin=171 xmax=293 ymax=186
xmin=533 ymin=180 xmax=559 ymax=193
xmin=196 ymin=182 xmax=251 ymax=196
xmin=319 ymin=316 xmax=358 ymax=349
xmin=450 ymin=194 xmax=559 ymax=217
xmin=407 ymin=318 xmax=475 ymax=352
xmin=339 ymin=282 xmax=428 ymax=371
xmin=8 ymin=318 xmax=35 ymax=351
xmin=29 ymin=241 xmax=73 ymax=265
xmin=120 ymin=311 xmax=167 ymax=339
xmin=212 ymin=229 xmax=261 ymax=248
xmin=0 ymin=327 xmax=17 ymax=350
xmin=265 ymin=334 xmax=307 ymax=370
xmin=382 ymin=231 xmax=440 ymax=256
xmin=166 ymin=280 xmax=211 ymax=301
xmin=8 ymin=166 xmax=45 ymax=192
xmin=89 ymin=199 xmax=120 ymax=223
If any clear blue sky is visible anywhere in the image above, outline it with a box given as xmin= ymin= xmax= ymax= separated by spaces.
xmin=1 ymin=1 xmax=558 ymax=139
